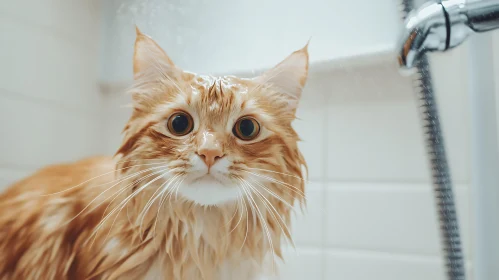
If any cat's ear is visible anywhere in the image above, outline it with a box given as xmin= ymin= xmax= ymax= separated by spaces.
xmin=133 ymin=26 xmax=176 ymax=79
xmin=255 ymin=43 xmax=309 ymax=110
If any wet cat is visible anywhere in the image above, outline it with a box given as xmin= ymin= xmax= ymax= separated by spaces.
xmin=0 ymin=28 xmax=309 ymax=280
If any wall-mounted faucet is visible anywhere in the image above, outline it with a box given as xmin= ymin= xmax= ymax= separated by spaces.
xmin=398 ymin=0 xmax=499 ymax=70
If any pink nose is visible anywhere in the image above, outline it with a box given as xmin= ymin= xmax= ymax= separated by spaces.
xmin=197 ymin=148 xmax=224 ymax=168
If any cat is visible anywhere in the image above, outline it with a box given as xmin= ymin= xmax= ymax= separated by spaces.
xmin=0 ymin=27 xmax=309 ymax=280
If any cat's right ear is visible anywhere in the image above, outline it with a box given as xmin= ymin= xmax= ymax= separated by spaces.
xmin=133 ymin=26 xmax=176 ymax=80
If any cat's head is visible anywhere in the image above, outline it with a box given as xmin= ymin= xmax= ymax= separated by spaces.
xmin=116 ymin=28 xmax=308 ymax=207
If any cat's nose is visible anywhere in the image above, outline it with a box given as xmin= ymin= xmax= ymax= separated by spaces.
xmin=197 ymin=130 xmax=224 ymax=169
xmin=197 ymin=148 xmax=224 ymax=169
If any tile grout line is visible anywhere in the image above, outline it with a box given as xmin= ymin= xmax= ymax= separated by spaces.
xmin=284 ymin=245 xmax=475 ymax=264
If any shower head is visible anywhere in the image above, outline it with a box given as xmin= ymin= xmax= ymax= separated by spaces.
xmin=397 ymin=0 xmax=499 ymax=70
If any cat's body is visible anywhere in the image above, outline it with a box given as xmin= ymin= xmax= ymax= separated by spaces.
xmin=0 ymin=28 xmax=308 ymax=280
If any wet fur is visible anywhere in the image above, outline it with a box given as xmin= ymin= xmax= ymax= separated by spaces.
xmin=0 ymin=30 xmax=309 ymax=280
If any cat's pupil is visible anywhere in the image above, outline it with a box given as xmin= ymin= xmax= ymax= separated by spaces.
xmin=172 ymin=114 xmax=189 ymax=133
xmin=239 ymin=119 xmax=255 ymax=136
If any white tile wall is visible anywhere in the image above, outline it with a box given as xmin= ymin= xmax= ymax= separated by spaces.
xmin=0 ymin=0 xmax=102 ymax=190
xmin=324 ymin=250 xmax=474 ymax=280
xmin=325 ymin=183 xmax=471 ymax=257
xmin=100 ymin=46 xmax=473 ymax=279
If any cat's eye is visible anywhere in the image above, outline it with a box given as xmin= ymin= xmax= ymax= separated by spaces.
xmin=167 ymin=112 xmax=194 ymax=136
xmin=233 ymin=117 xmax=260 ymax=141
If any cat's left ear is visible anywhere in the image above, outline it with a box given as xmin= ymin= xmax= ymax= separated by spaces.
xmin=255 ymin=43 xmax=309 ymax=111
xmin=133 ymin=26 xmax=176 ymax=79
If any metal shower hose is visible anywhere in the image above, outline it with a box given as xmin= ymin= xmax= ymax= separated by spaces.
xmin=399 ymin=1 xmax=466 ymax=279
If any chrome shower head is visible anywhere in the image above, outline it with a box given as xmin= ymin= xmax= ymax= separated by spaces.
xmin=397 ymin=0 xmax=499 ymax=70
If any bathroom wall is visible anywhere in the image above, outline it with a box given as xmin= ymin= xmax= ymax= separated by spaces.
xmin=98 ymin=0 xmax=400 ymax=83
xmin=0 ymin=1 xmax=103 ymax=188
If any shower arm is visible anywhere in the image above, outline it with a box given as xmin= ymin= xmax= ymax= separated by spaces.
xmin=398 ymin=0 xmax=499 ymax=70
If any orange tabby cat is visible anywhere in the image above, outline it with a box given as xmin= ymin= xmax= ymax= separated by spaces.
xmin=0 ymin=28 xmax=308 ymax=280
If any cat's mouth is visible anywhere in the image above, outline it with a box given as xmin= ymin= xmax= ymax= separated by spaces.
xmin=192 ymin=174 xmax=224 ymax=185
xmin=178 ymin=172 xmax=240 ymax=205
xmin=192 ymin=173 xmax=222 ymax=184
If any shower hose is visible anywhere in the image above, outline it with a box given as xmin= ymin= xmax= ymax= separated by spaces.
xmin=399 ymin=1 xmax=466 ymax=279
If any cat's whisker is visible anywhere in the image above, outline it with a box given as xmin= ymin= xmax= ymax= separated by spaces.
xmin=61 ymin=165 xmax=170 ymax=227
xmin=166 ymin=175 xmax=183 ymax=203
xmin=218 ymin=191 xmax=245 ymax=244
xmin=240 ymin=178 xmax=290 ymax=239
xmin=89 ymin=169 xmax=168 ymax=248
xmin=237 ymin=182 xmax=251 ymax=251
xmin=242 ymin=171 xmax=306 ymax=199
xmin=138 ymin=174 xmax=177 ymax=224
xmin=247 ymin=177 xmax=296 ymax=210
xmin=241 ymin=178 xmax=291 ymax=237
xmin=139 ymin=174 xmax=181 ymax=237
xmin=242 ymin=193 xmax=250 ymax=249
xmin=127 ymin=172 xmax=178 ymax=241
xmin=92 ymin=170 xmax=169 ymax=247
xmin=173 ymin=177 xmax=185 ymax=201
xmin=42 ymin=162 xmax=168 ymax=196
xmin=152 ymin=174 xmax=184 ymax=238
xmin=241 ymin=178 xmax=293 ymax=248
xmin=247 ymin=168 xmax=308 ymax=182
xmin=225 ymin=195 xmax=241 ymax=228
xmin=228 ymin=192 xmax=244 ymax=234
xmin=153 ymin=176 xmax=180 ymax=237
xmin=237 ymin=178 xmax=277 ymax=270
xmin=93 ymin=166 xmax=171 ymax=216
xmin=99 ymin=169 xmax=167 ymax=224
xmin=116 ymin=158 xmax=172 ymax=163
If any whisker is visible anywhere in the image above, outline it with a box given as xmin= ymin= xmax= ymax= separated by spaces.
xmin=99 ymin=168 xmax=168 ymax=223
xmin=247 ymin=168 xmax=308 ymax=182
xmin=228 ymin=192 xmax=244 ymax=234
xmin=237 ymin=182 xmax=252 ymax=251
xmin=42 ymin=162 xmax=168 ymax=196
xmin=174 ymin=178 xmax=185 ymax=201
xmin=225 ymin=195 xmax=241 ymax=228
xmin=139 ymin=174 xmax=181 ymax=236
xmin=240 ymin=191 xmax=250 ymax=251
xmin=89 ymin=169 xmax=169 ymax=248
xmin=242 ymin=171 xmax=306 ymax=199
xmin=165 ymin=176 xmax=183 ymax=203
xmin=61 ymin=165 xmax=170 ymax=227
xmin=117 ymin=158 xmax=173 ymax=163
xmin=219 ymin=191 xmax=245 ymax=245
xmin=153 ymin=176 xmax=180 ymax=237
xmin=237 ymin=178 xmax=277 ymax=270
xmin=247 ymin=177 xmax=297 ymax=209
xmin=139 ymin=174 xmax=177 ymax=223
xmin=241 ymin=178 xmax=293 ymax=246
xmin=116 ymin=172 xmax=176 ymax=242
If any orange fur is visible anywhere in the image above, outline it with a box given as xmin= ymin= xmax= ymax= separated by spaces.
xmin=0 ymin=29 xmax=309 ymax=280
